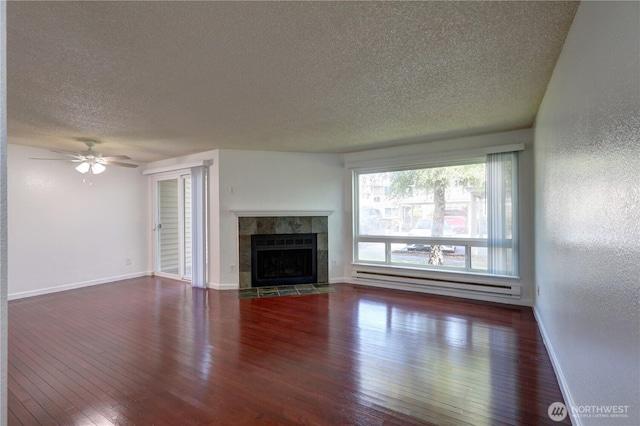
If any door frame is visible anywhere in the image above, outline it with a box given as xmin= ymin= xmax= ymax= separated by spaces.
xmin=152 ymin=172 xmax=191 ymax=282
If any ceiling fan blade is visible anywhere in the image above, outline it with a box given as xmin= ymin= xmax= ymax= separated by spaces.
xmin=29 ymin=157 xmax=80 ymax=162
xmin=35 ymin=142 xmax=135 ymax=168
xmin=106 ymin=161 xmax=138 ymax=168
xmin=49 ymin=149 xmax=79 ymax=155
xmin=49 ymin=149 xmax=84 ymax=160
xmin=100 ymin=155 xmax=131 ymax=161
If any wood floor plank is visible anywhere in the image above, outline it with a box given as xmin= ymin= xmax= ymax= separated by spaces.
xmin=7 ymin=389 xmax=40 ymax=426
xmin=10 ymin=336 xmax=131 ymax=426
xmin=8 ymin=277 xmax=571 ymax=425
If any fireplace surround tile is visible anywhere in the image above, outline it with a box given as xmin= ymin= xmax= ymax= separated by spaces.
xmin=238 ymin=251 xmax=250 ymax=273
xmin=312 ymin=217 xmax=328 ymax=233
xmin=239 ymin=272 xmax=251 ymax=288
xmin=256 ymin=217 xmax=276 ymax=234
xmin=317 ymin=233 xmax=328 ymax=251
xmin=238 ymin=218 xmax=257 ymax=235
xmin=275 ymin=216 xmax=312 ymax=234
xmin=317 ymin=250 xmax=328 ymax=283
xmin=238 ymin=235 xmax=251 ymax=252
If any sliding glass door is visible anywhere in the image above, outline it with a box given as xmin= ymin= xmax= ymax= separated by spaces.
xmin=156 ymin=175 xmax=191 ymax=280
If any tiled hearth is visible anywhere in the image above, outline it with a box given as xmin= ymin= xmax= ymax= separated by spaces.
xmin=238 ymin=216 xmax=329 ymax=289
xmin=237 ymin=283 xmax=335 ymax=299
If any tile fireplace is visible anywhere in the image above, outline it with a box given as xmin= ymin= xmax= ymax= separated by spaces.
xmin=238 ymin=216 xmax=328 ymax=289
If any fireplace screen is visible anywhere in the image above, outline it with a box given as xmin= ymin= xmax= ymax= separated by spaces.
xmin=251 ymin=234 xmax=317 ymax=287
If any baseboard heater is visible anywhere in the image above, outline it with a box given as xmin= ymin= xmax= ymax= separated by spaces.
xmin=353 ymin=269 xmax=520 ymax=297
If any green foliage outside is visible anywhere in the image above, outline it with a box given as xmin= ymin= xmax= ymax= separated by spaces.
xmin=389 ymin=164 xmax=485 ymax=265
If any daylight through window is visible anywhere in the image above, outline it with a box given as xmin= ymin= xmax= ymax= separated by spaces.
xmin=354 ymin=153 xmax=518 ymax=277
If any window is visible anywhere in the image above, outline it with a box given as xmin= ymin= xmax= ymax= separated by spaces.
xmin=354 ymin=152 xmax=518 ymax=277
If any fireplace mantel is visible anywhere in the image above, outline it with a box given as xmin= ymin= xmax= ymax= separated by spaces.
xmin=231 ymin=210 xmax=334 ymax=217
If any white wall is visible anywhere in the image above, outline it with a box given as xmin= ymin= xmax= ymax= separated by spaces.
xmin=534 ymin=2 xmax=640 ymax=425
xmin=8 ymin=144 xmax=150 ymax=299
xmin=0 ymin=4 xmax=7 ymax=423
xmin=144 ymin=149 xmax=345 ymax=289
xmin=343 ymin=129 xmax=536 ymax=305
xmin=215 ymin=149 xmax=345 ymax=288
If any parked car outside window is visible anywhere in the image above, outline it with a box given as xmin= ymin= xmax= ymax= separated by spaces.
xmin=406 ymin=219 xmax=455 ymax=252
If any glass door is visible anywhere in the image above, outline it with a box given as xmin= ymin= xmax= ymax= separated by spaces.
xmin=156 ymin=176 xmax=191 ymax=280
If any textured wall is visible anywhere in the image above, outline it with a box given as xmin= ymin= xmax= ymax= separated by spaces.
xmin=534 ymin=2 xmax=640 ymax=425
xmin=216 ymin=150 xmax=345 ymax=288
xmin=7 ymin=144 xmax=150 ymax=298
xmin=1 ymin=2 xmax=8 ymax=423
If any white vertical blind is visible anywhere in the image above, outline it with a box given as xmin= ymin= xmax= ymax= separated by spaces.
xmin=183 ymin=177 xmax=192 ymax=277
xmin=486 ymin=152 xmax=518 ymax=276
xmin=158 ymin=179 xmax=179 ymax=274
xmin=190 ymin=166 xmax=208 ymax=288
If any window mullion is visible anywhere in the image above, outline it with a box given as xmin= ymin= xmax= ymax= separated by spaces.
xmin=465 ymin=244 xmax=471 ymax=271
xmin=385 ymin=241 xmax=391 ymax=265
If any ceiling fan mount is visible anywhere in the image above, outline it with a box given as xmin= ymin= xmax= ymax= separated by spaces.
xmin=82 ymin=140 xmax=98 ymax=149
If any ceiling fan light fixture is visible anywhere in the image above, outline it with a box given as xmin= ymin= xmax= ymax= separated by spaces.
xmin=91 ymin=163 xmax=106 ymax=174
xmin=75 ymin=162 xmax=90 ymax=174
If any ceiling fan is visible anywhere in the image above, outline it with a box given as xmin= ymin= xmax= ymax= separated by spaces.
xmin=30 ymin=141 xmax=138 ymax=174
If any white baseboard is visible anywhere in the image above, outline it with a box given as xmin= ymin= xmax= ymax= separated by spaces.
xmin=8 ymin=271 xmax=152 ymax=300
xmin=208 ymin=282 xmax=238 ymax=290
xmin=533 ymin=307 xmax=581 ymax=426
xmin=329 ymin=277 xmax=348 ymax=284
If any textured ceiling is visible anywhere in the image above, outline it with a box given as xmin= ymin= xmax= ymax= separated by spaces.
xmin=7 ymin=1 xmax=578 ymax=162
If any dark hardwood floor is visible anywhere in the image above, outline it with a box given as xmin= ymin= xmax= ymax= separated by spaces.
xmin=8 ymin=277 xmax=570 ymax=425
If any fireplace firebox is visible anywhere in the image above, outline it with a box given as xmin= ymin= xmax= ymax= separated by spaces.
xmin=251 ymin=233 xmax=317 ymax=287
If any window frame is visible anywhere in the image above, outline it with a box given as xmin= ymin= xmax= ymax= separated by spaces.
xmin=352 ymin=154 xmax=518 ymax=278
